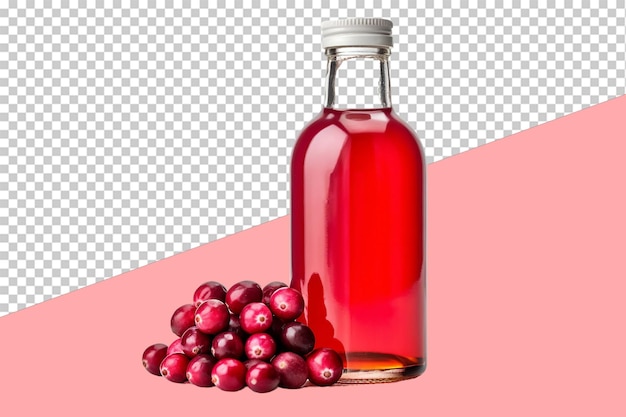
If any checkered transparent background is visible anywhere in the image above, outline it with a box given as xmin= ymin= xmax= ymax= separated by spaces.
xmin=1 ymin=1 xmax=625 ymax=316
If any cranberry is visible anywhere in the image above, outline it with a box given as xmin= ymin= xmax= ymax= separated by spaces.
xmin=269 ymin=287 xmax=305 ymax=321
xmin=306 ymin=348 xmax=343 ymax=386
xmin=246 ymin=362 xmax=280 ymax=393
xmin=142 ymin=343 xmax=168 ymax=376
xmin=167 ymin=338 xmax=184 ymax=355
xmin=180 ymin=326 xmax=212 ymax=358
xmin=186 ymin=354 xmax=217 ymax=387
xmin=211 ymin=331 xmax=244 ymax=360
xmin=194 ymin=299 xmax=230 ymax=335
xmin=193 ymin=281 xmax=227 ymax=306
xmin=225 ymin=280 xmax=263 ymax=314
xmin=244 ymin=333 xmax=276 ymax=361
xmin=268 ymin=315 xmax=286 ymax=340
xmin=239 ymin=302 xmax=273 ymax=334
xmin=271 ymin=351 xmax=308 ymax=389
xmin=280 ymin=322 xmax=315 ymax=356
xmin=244 ymin=358 xmax=265 ymax=370
xmin=227 ymin=314 xmax=246 ymax=340
xmin=268 ymin=317 xmax=286 ymax=353
xmin=160 ymin=353 xmax=190 ymax=383
xmin=211 ymin=358 xmax=247 ymax=391
xmin=170 ymin=303 xmax=196 ymax=337
xmin=262 ymin=281 xmax=288 ymax=305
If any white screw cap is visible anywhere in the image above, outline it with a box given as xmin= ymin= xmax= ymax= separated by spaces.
xmin=321 ymin=18 xmax=393 ymax=49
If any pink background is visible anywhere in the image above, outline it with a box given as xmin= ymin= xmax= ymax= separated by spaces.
xmin=1 ymin=95 xmax=625 ymax=415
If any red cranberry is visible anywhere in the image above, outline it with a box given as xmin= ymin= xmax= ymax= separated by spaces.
xmin=239 ymin=302 xmax=273 ymax=334
xmin=211 ymin=331 xmax=244 ymax=360
xmin=306 ymin=348 xmax=343 ymax=386
xmin=262 ymin=281 xmax=288 ymax=305
xmin=244 ymin=333 xmax=276 ymax=361
xmin=160 ymin=353 xmax=190 ymax=383
xmin=268 ymin=320 xmax=285 ymax=353
xmin=170 ymin=303 xmax=196 ymax=337
xmin=186 ymin=354 xmax=217 ymax=387
xmin=227 ymin=314 xmax=246 ymax=340
xmin=280 ymin=321 xmax=315 ymax=356
xmin=244 ymin=358 xmax=265 ymax=370
xmin=193 ymin=281 xmax=227 ymax=306
xmin=180 ymin=326 xmax=212 ymax=358
xmin=167 ymin=338 xmax=184 ymax=355
xmin=271 ymin=351 xmax=308 ymax=389
xmin=211 ymin=358 xmax=247 ymax=391
xmin=269 ymin=287 xmax=305 ymax=321
xmin=194 ymin=299 xmax=230 ymax=335
xmin=246 ymin=362 xmax=280 ymax=393
xmin=225 ymin=280 xmax=263 ymax=314
xmin=268 ymin=315 xmax=286 ymax=341
xmin=142 ymin=343 xmax=168 ymax=376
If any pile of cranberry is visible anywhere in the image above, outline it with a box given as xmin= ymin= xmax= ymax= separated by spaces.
xmin=142 ymin=280 xmax=343 ymax=393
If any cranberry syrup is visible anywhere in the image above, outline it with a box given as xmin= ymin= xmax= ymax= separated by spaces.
xmin=290 ymin=107 xmax=426 ymax=382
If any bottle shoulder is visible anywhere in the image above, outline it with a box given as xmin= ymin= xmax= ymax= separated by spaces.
xmin=292 ymin=108 xmax=425 ymax=169
xmin=295 ymin=108 xmax=421 ymax=148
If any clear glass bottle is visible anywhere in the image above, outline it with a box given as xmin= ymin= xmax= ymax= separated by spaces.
xmin=290 ymin=18 xmax=426 ymax=383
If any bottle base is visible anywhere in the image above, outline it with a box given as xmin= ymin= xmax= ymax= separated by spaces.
xmin=338 ymin=352 xmax=426 ymax=384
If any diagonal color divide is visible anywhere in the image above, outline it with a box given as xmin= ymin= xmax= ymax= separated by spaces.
xmin=0 ymin=96 xmax=625 ymax=415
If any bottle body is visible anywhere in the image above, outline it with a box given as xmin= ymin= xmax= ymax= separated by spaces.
xmin=290 ymin=107 xmax=426 ymax=382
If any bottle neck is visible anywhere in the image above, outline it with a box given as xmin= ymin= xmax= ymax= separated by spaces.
xmin=323 ymin=46 xmax=392 ymax=110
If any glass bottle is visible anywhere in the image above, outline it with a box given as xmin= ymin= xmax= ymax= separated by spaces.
xmin=290 ymin=18 xmax=426 ymax=383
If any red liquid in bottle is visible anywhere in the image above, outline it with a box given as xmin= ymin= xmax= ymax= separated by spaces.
xmin=290 ymin=107 xmax=426 ymax=382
